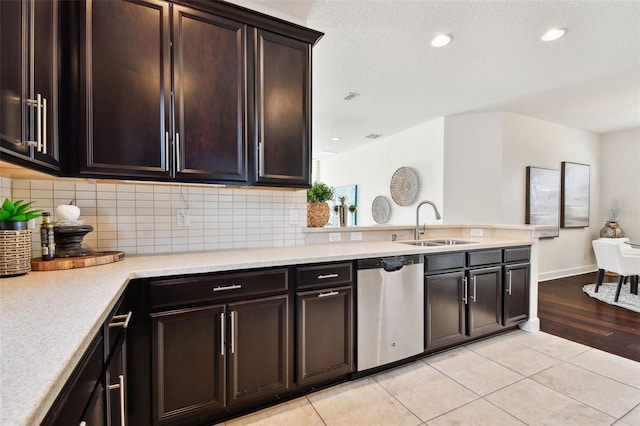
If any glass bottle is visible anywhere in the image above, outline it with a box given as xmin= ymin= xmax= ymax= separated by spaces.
xmin=40 ymin=212 xmax=55 ymax=260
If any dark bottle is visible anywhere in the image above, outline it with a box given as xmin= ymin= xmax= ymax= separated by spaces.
xmin=40 ymin=212 xmax=55 ymax=260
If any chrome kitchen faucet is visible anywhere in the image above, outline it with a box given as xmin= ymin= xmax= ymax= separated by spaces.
xmin=415 ymin=200 xmax=441 ymax=240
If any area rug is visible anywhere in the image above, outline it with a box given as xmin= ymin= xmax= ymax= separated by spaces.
xmin=582 ymin=282 xmax=640 ymax=313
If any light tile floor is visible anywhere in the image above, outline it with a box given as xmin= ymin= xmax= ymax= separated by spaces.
xmin=221 ymin=330 xmax=640 ymax=426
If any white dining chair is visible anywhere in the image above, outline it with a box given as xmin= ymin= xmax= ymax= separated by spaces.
xmin=593 ymin=238 xmax=640 ymax=302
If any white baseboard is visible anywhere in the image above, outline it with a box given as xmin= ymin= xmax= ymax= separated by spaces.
xmin=538 ymin=264 xmax=597 ymax=282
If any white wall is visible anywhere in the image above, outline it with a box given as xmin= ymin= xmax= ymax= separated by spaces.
xmin=444 ymin=112 xmax=601 ymax=279
xmin=502 ymin=113 xmax=601 ymax=280
xmin=316 ymin=118 xmax=445 ymax=226
xmin=443 ymin=112 xmax=505 ymax=224
xmin=599 ymin=127 xmax=640 ymax=243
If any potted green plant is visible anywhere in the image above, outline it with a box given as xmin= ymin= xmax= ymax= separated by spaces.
xmin=0 ymin=198 xmax=42 ymax=276
xmin=0 ymin=198 xmax=42 ymax=230
xmin=306 ymin=181 xmax=334 ymax=227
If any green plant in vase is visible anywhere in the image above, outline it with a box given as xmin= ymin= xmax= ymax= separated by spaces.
xmin=306 ymin=182 xmax=334 ymax=227
xmin=0 ymin=198 xmax=42 ymax=230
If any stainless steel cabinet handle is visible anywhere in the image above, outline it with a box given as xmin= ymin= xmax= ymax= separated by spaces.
xmin=258 ymin=142 xmax=264 ymax=177
xmin=317 ymin=273 xmax=339 ymax=280
xmin=230 ymin=311 xmax=236 ymax=354
xmin=462 ymin=276 xmax=468 ymax=304
xmin=108 ymin=374 xmax=126 ymax=426
xmin=42 ymin=97 xmax=47 ymax=154
xmin=176 ymin=132 xmax=181 ymax=172
xmin=36 ymin=93 xmax=42 ymax=152
xmin=220 ymin=312 xmax=225 ymax=356
xmin=165 ymin=132 xmax=170 ymax=171
xmin=213 ymin=284 xmax=242 ymax=292
xmin=471 ymin=276 xmax=477 ymax=302
xmin=318 ymin=291 xmax=339 ymax=298
xmin=109 ymin=311 xmax=133 ymax=329
xmin=507 ymin=270 xmax=512 ymax=295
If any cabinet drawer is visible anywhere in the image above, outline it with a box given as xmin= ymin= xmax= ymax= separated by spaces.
xmin=467 ymin=249 xmax=502 ymax=267
xmin=297 ymin=263 xmax=353 ymax=289
xmin=150 ymin=268 xmax=289 ymax=309
xmin=425 ymin=253 xmax=465 ymax=274
xmin=503 ymin=246 xmax=530 ymax=263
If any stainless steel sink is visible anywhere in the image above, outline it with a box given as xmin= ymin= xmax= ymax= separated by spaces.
xmin=400 ymin=239 xmax=478 ymax=247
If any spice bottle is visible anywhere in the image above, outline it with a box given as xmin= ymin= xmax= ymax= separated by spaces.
xmin=40 ymin=212 xmax=55 ymax=261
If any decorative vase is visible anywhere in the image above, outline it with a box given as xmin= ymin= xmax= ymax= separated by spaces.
xmin=0 ymin=221 xmax=32 ymax=276
xmin=599 ymin=221 xmax=624 ymax=238
xmin=307 ymin=202 xmax=330 ymax=227
xmin=338 ymin=197 xmax=347 ymax=227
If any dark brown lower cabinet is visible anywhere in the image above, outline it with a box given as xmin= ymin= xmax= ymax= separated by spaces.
xmin=503 ymin=262 xmax=530 ymax=326
xmin=425 ymin=253 xmax=504 ymax=352
xmin=467 ymin=266 xmax=503 ymax=337
xmin=151 ymin=305 xmax=226 ymax=424
xmin=297 ymin=286 xmax=353 ymax=387
xmin=151 ymin=295 xmax=290 ymax=425
xmin=425 ymin=271 xmax=466 ymax=350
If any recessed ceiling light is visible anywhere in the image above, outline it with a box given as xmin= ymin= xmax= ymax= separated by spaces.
xmin=541 ymin=28 xmax=566 ymax=42
xmin=343 ymin=92 xmax=359 ymax=101
xmin=431 ymin=34 xmax=452 ymax=47
xmin=331 ymin=137 xmax=341 ymax=141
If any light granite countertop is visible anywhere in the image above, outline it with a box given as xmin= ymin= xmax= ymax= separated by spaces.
xmin=0 ymin=237 xmax=532 ymax=426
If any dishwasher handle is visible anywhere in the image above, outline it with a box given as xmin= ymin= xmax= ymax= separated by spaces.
xmin=357 ymin=255 xmax=423 ymax=271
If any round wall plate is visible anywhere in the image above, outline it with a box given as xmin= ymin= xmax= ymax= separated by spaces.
xmin=390 ymin=167 xmax=420 ymax=206
xmin=372 ymin=195 xmax=392 ymax=224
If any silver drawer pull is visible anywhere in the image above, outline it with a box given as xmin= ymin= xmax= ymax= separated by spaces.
xmin=317 ymin=273 xmax=339 ymax=280
xmin=108 ymin=374 xmax=126 ymax=426
xmin=318 ymin=291 xmax=339 ymax=298
xmin=213 ymin=284 xmax=242 ymax=292
xmin=109 ymin=311 xmax=133 ymax=329
xmin=507 ymin=270 xmax=512 ymax=295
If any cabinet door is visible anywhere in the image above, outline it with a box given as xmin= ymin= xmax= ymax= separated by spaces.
xmin=254 ymin=29 xmax=311 ymax=187
xmin=31 ymin=0 xmax=60 ymax=168
xmin=227 ymin=294 xmax=291 ymax=406
xmin=504 ymin=263 xmax=530 ymax=326
xmin=297 ymin=286 xmax=353 ymax=387
xmin=0 ymin=0 xmax=59 ymax=172
xmin=425 ymin=271 xmax=466 ymax=351
xmin=0 ymin=0 xmax=25 ymax=154
xmin=80 ymin=0 xmax=171 ymax=179
xmin=42 ymin=334 xmax=104 ymax=426
xmin=467 ymin=266 xmax=503 ymax=337
xmin=81 ymin=382 xmax=106 ymax=426
xmin=106 ymin=336 xmax=127 ymax=426
xmin=173 ymin=5 xmax=248 ymax=183
xmin=151 ymin=305 xmax=226 ymax=425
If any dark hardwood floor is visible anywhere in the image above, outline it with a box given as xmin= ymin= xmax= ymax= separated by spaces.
xmin=538 ymin=272 xmax=640 ymax=362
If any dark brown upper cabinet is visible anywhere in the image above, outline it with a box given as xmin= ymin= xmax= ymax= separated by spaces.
xmin=71 ymin=0 xmax=322 ymax=187
xmin=254 ymin=29 xmax=311 ymax=187
xmin=1 ymin=0 xmax=60 ymax=173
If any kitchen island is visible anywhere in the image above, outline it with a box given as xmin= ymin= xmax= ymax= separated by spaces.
xmin=0 ymin=225 xmax=544 ymax=425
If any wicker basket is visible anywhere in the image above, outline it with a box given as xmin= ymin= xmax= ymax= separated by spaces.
xmin=0 ymin=229 xmax=32 ymax=277
xmin=307 ymin=202 xmax=330 ymax=227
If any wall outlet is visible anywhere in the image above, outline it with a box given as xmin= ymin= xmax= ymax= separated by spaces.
xmin=289 ymin=210 xmax=298 ymax=225
xmin=350 ymin=232 xmax=363 ymax=241
xmin=176 ymin=208 xmax=190 ymax=227
xmin=329 ymin=233 xmax=341 ymax=242
xmin=470 ymin=228 xmax=483 ymax=236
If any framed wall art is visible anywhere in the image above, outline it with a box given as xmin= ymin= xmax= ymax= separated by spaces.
xmin=561 ymin=162 xmax=590 ymax=228
xmin=334 ymin=184 xmax=358 ymax=225
xmin=526 ymin=166 xmax=560 ymax=238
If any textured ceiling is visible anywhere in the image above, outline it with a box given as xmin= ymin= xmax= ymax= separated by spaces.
xmin=229 ymin=0 xmax=640 ymax=156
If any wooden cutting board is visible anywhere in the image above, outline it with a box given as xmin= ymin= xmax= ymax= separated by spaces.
xmin=31 ymin=251 xmax=125 ymax=271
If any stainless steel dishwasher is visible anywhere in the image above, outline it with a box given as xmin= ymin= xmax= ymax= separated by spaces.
xmin=356 ymin=255 xmax=424 ymax=371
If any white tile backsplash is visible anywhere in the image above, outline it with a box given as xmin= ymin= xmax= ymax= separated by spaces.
xmin=10 ymin=179 xmax=307 ymax=257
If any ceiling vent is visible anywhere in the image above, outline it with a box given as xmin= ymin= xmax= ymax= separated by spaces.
xmin=343 ymin=92 xmax=359 ymax=101
xmin=365 ymin=133 xmax=382 ymax=139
